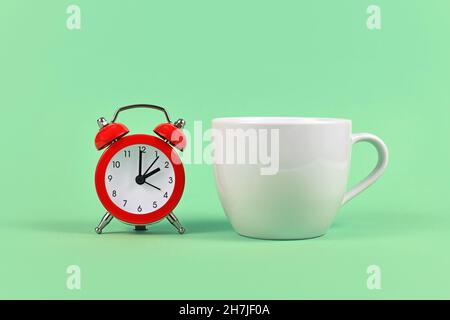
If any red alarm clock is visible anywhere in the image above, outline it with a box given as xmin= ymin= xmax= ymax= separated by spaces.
xmin=94 ymin=104 xmax=186 ymax=234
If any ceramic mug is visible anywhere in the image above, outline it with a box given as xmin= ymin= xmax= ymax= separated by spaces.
xmin=212 ymin=117 xmax=388 ymax=240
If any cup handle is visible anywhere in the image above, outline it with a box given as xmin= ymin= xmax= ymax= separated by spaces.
xmin=342 ymin=133 xmax=389 ymax=205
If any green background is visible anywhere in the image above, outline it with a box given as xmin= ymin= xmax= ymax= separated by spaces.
xmin=1 ymin=0 xmax=449 ymax=299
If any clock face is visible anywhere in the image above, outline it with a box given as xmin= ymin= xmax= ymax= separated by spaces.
xmin=104 ymin=144 xmax=176 ymax=214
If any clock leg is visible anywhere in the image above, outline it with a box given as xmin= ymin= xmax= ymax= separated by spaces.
xmin=134 ymin=225 xmax=147 ymax=231
xmin=95 ymin=212 xmax=113 ymax=234
xmin=167 ymin=212 xmax=185 ymax=234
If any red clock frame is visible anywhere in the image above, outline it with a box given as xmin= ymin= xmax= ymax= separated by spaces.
xmin=95 ymin=134 xmax=185 ymax=225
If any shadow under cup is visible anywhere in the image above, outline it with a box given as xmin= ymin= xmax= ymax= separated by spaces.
xmin=212 ymin=117 xmax=387 ymax=240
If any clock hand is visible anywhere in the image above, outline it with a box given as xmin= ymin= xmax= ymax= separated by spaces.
xmin=143 ymin=155 xmax=159 ymax=176
xmin=138 ymin=149 xmax=143 ymax=176
xmin=143 ymin=167 xmax=161 ymax=179
xmin=136 ymin=164 xmax=160 ymax=186
xmin=144 ymin=182 xmax=161 ymax=191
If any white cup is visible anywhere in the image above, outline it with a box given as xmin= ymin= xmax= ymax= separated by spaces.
xmin=212 ymin=117 xmax=388 ymax=240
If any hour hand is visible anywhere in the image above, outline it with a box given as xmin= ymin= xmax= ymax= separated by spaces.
xmin=143 ymin=167 xmax=160 ymax=179
xmin=136 ymin=167 xmax=160 ymax=185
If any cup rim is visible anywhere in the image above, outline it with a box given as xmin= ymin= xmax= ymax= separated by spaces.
xmin=212 ymin=117 xmax=351 ymax=125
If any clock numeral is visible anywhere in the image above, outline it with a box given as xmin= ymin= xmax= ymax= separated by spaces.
xmin=123 ymin=200 xmax=127 ymax=207
xmin=112 ymin=161 xmax=120 ymax=168
xmin=112 ymin=190 xmax=117 ymax=197
xmin=153 ymin=201 xmax=158 ymax=209
xmin=139 ymin=146 xmax=147 ymax=153
xmin=168 ymin=177 xmax=173 ymax=184
xmin=164 ymin=161 xmax=169 ymax=168
xmin=163 ymin=192 xmax=168 ymax=198
xmin=107 ymin=175 xmax=113 ymax=182
xmin=137 ymin=205 xmax=142 ymax=212
xmin=124 ymin=150 xmax=131 ymax=157
xmin=154 ymin=150 xmax=158 ymax=157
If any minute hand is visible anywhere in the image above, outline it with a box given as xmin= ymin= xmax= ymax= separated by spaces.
xmin=143 ymin=167 xmax=161 ymax=179
xmin=138 ymin=150 xmax=143 ymax=176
